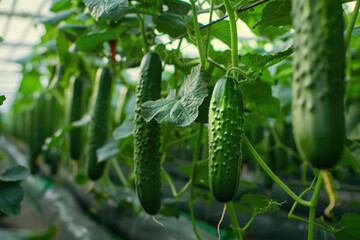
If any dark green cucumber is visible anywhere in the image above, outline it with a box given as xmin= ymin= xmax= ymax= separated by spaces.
xmin=68 ymin=76 xmax=83 ymax=160
xmin=87 ymin=68 xmax=113 ymax=180
xmin=29 ymin=93 xmax=46 ymax=174
xmin=208 ymin=77 xmax=244 ymax=203
xmin=134 ymin=52 xmax=162 ymax=215
xmin=292 ymin=0 xmax=345 ymax=169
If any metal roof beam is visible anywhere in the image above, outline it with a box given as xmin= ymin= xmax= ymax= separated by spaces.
xmin=0 ymin=11 xmax=47 ymax=19
xmin=0 ymin=42 xmax=34 ymax=47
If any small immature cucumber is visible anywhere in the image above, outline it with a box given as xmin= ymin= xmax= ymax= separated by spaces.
xmin=291 ymin=0 xmax=345 ymax=169
xmin=134 ymin=52 xmax=162 ymax=215
xmin=68 ymin=76 xmax=83 ymax=160
xmin=208 ymin=77 xmax=244 ymax=203
xmin=87 ymin=68 xmax=113 ymax=180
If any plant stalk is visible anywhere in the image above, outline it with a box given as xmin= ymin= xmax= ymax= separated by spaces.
xmin=223 ymin=0 xmax=238 ymax=68
xmin=227 ymin=202 xmax=242 ymax=240
xmin=244 ymin=136 xmax=310 ymax=206
xmin=189 ymin=0 xmax=206 ymax=67
xmin=345 ymin=0 xmax=360 ymax=50
xmin=189 ymin=124 xmax=204 ymax=240
xmin=308 ymin=172 xmax=323 ymax=240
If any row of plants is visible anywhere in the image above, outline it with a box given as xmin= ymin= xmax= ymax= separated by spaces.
xmin=2 ymin=0 xmax=360 ymax=239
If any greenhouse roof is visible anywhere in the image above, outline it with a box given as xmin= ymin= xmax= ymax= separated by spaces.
xmin=0 ymin=0 xmax=52 ymax=112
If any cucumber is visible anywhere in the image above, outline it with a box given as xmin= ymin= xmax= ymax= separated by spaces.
xmin=29 ymin=93 xmax=46 ymax=174
xmin=134 ymin=52 xmax=162 ymax=215
xmin=208 ymin=77 xmax=244 ymax=203
xmin=87 ymin=68 xmax=113 ymax=180
xmin=291 ymin=0 xmax=345 ymax=169
xmin=68 ymin=76 xmax=83 ymax=160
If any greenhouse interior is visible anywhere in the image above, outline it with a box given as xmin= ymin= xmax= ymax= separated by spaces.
xmin=0 ymin=0 xmax=360 ymax=239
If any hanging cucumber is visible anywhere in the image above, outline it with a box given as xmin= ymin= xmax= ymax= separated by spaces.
xmin=29 ymin=93 xmax=46 ymax=174
xmin=68 ymin=76 xmax=84 ymax=160
xmin=87 ymin=68 xmax=113 ymax=180
xmin=291 ymin=0 xmax=345 ymax=169
xmin=208 ymin=77 xmax=244 ymax=203
xmin=134 ymin=52 xmax=162 ymax=215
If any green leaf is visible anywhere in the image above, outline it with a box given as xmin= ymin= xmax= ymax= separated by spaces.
xmin=209 ymin=48 xmax=232 ymax=69
xmin=0 ymin=181 xmax=24 ymax=216
xmin=155 ymin=13 xmax=189 ymax=38
xmin=240 ymin=79 xmax=280 ymax=118
xmin=97 ymin=140 xmax=119 ymax=163
xmin=105 ymin=0 xmax=128 ymax=22
xmin=241 ymin=193 xmax=284 ymax=214
xmin=210 ymin=20 xmax=231 ymax=47
xmin=84 ymin=0 xmax=106 ymax=21
xmin=335 ymin=213 xmax=360 ymax=240
xmin=0 ymin=95 xmax=5 ymax=106
xmin=142 ymin=65 xmax=209 ymax=127
xmin=76 ymin=29 xmax=121 ymax=52
xmin=126 ymin=1 xmax=159 ymax=15
xmin=56 ymin=31 xmax=72 ymax=65
xmin=18 ymin=70 xmax=42 ymax=94
xmin=0 ymin=165 xmax=29 ymax=182
xmin=50 ymin=0 xmax=71 ymax=12
xmin=241 ymin=46 xmax=293 ymax=73
xmin=164 ymin=0 xmax=191 ymax=15
xmin=255 ymin=0 xmax=291 ymax=28
xmin=41 ymin=9 xmax=75 ymax=25
xmin=113 ymin=120 xmax=134 ymax=140
xmin=0 ymin=37 xmax=3 ymax=42
xmin=233 ymin=202 xmax=253 ymax=214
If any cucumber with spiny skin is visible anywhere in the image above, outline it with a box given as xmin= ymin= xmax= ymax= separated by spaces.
xmin=68 ymin=76 xmax=83 ymax=160
xmin=208 ymin=77 xmax=244 ymax=203
xmin=291 ymin=0 xmax=345 ymax=169
xmin=87 ymin=68 xmax=113 ymax=180
xmin=134 ymin=52 xmax=162 ymax=215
